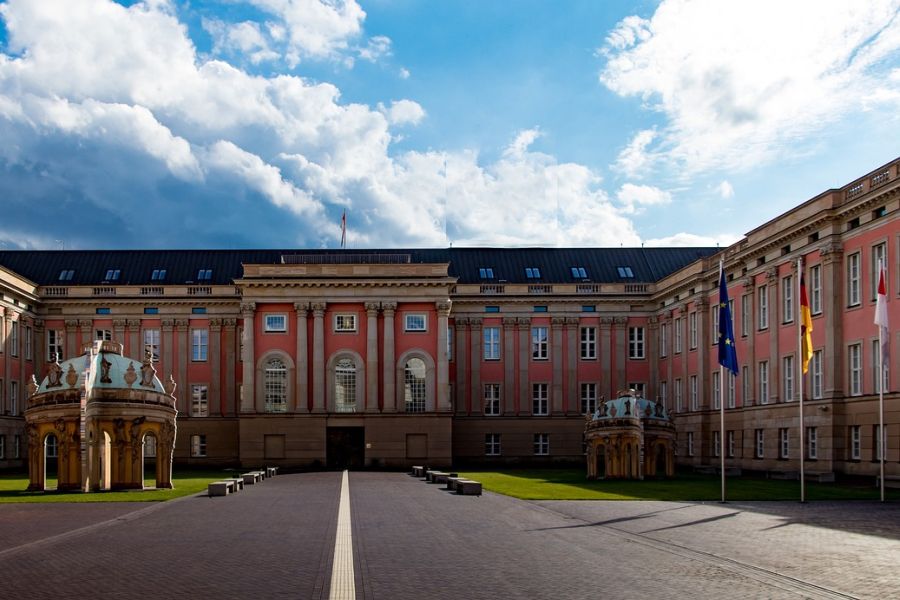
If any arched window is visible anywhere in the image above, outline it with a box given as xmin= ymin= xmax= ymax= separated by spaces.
xmin=335 ymin=358 xmax=356 ymax=413
xmin=265 ymin=357 xmax=287 ymax=413
xmin=404 ymin=358 xmax=427 ymax=413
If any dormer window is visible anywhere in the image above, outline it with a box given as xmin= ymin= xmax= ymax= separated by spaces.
xmin=58 ymin=269 xmax=75 ymax=281
xmin=197 ymin=269 xmax=212 ymax=281
xmin=151 ymin=269 xmax=167 ymax=281
xmin=616 ymin=266 xmax=634 ymax=278
xmin=104 ymin=269 xmax=121 ymax=281
xmin=570 ymin=267 xmax=588 ymax=279
xmin=479 ymin=267 xmax=495 ymax=279
xmin=525 ymin=267 xmax=541 ymax=279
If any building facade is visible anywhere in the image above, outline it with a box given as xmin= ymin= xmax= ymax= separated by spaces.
xmin=0 ymin=157 xmax=898 ymax=477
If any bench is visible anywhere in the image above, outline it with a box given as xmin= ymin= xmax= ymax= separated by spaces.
xmin=226 ymin=477 xmax=244 ymax=491
xmin=445 ymin=477 xmax=467 ymax=492
xmin=432 ymin=472 xmax=451 ymax=485
xmin=242 ymin=472 xmax=262 ymax=485
xmin=208 ymin=480 xmax=235 ymax=497
xmin=411 ymin=465 xmax=425 ymax=478
xmin=425 ymin=470 xmax=449 ymax=483
xmin=456 ymin=480 xmax=482 ymax=496
xmin=266 ymin=467 xmax=278 ymax=478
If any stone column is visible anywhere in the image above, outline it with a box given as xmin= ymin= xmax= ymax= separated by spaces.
xmin=551 ymin=317 xmax=565 ymax=415
xmin=600 ymin=317 xmax=613 ymax=401
xmin=436 ymin=301 xmax=452 ymax=412
xmin=113 ymin=319 xmax=125 ymax=349
xmin=679 ymin=305 xmax=689 ymax=403
xmin=126 ymin=319 xmax=140 ymax=358
xmin=240 ymin=302 xmax=256 ymax=413
xmin=820 ymin=242 xmax=844 ymax=400
xmin=173 ymin=319 xmax=187 ymax=415
xmin=223 ymin=318 xmax=237 ymax=416
xmin=209 ymin=318 xmax=222 ymax=416
xmin=565 ymin=318 xmax=579 ymax=415
xmin=79 ymin=319 xmax=92 ymax=351
xmin=18 ymin=317 xmax=27 ymax=415
xmin=469 ymin=318 xmax=482 ymax=415
xmin=664 ymin=312 xmax=674 ymax=410
xmin=364 ymin=302 xmax=380 ymax=413
xmin=311 ymin=302 xmax=326 ymax=413
xmin=696 ymin=298 xmax=709 ymax=407
xmin=33 ymin=319 xmax=45 ymax=372
xmin=294 ymin=303 xmax=309 ymax=413
xmin=614 ymin=317 xmax=628 ymax=396
xmin=1 ymin=311 xmax=8 ymax=414
xmin=765 ymin=267 xmax=779 ymax=402
xmin=503 ymin=317 xmax=517 ymax=415
xmin=517 ymin=318 xmax=530 ymax=415
xmin=648 ymin=316 xmax=659 ymax=403
xmin=65 ymin=319 xmax=78 ymax=359
xmin=454 ymin=318 xmax=469 ymax=415
xmin=381 ymin=302 xmax=396 ymax=412
xmin=740 ymin=278 xmax=755 ymax=405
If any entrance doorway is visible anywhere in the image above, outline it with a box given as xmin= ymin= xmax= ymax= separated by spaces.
xmin=326 ymin=427 xmax=365 ymax=470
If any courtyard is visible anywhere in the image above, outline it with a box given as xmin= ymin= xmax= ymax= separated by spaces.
xmin=1 ymin=471 xmax=898 ymax=599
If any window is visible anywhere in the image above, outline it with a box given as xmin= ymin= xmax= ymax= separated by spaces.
xmin=848 ymin=343 xmax=861 ymax=396
xmin=688 ymin=313 xmax=697 ymax=349
xmin=811 ymin=350 xmax=823 ymax=399
xmin=847 ymin=252 xmax=860 ymax=306
xmin=14 ymin=435 xmax=20 ymax=459
xmin=581 ymin=305 xmax=596 ymax=313
xmin=483 ymin=327 xmax=500 ymax=360
xmin=713 ymin=431 xmax=720 ymax=458
xmin=687 ymin=431 xmax=694 ymax=457
xmin=484 ymin=384 xmax=501 ymax=415
xmin=265 ymin=357 xmax=288 ymax=413
xmin=873 ymin=339 xmax=887 ymax=394
xmin=46 ymin=435 xmax=58 ymax=458
xmin=727 ymin=431 xmax=735 ymax=458
xmin=190 ymin=434 xmax=207 ymax=457
xmin=782 ymin=275 xmax=793 ymax=323
xmin=485 ymin=433 xmax=501 ymax=456
xmin=48 ymin=330 xmax=64 ymax=362
xmin=758 ymin=361 xmax=769 ymax=405
xmin=58 ymin=269 xmax=75 ymax=281
xmin=405 ymin=314 xmax=427 ymax=331
xmin=191 ymin=329 xmax=208 ymax=361
xmin=674 ymin=318 xmax=683 ymax=353
xmin=10 ymin=381 xmax=17 ymax=415
xmin=533 ymin=433 xmax=549 ymax=455
xmin=689 ymin=375 xmax=698 ymax=411
xmin=151 ymin=269 xmax=167 ymax=281
xmin=334 ymin=314 xmax=356 ymax=332
xmin=191 ymin=384 xmax=209 ymax=417
xmin=104 ymin=269 xmax=121 ymax=281
xmin=755 ymin=429 xmax=765 ymax=458
xmin=742 ymin=366 xmax=751 ymax=406
xmin=628 ymin=382 xmax=645 ymax=398
xmin=570 ymin=267 xmax=587 ymax=279
xmin=484 ymin=306 xmax=500 ymax=313
xmin=779 ymin=428 xmax=789 ymax=459
xmin=532 ymin=383 xmax=549 ymax=416
xmin=533 ymin=306 xmax=548 ymax=313
xmin=95 ymin=308 xmax=111 ymax=315
xmin=197 ymin=269 xmax=213 ymax=281
xmin=872 ymin=243 xmax=887 ymax=300
xmin=850 ymin=425 xmax=861 ymax=460
xmin=659 ymin=323 xmax=668 ymax=357
xmin=143 ymin=329 xmax=160 ymax=362
xmin=810 ymin=265 xmax=822 ymax=315
xmin=874 ymin=425 xmax=884 ymax=461
xmin=616 ymin=266 xmax=634 ymax=278
xmin=674 ymin=378 xmax=683 ymax=412
xmin=758 ymin=285 xmax=768 ymax=329
xmin=783 ymin=355 xmax=794 ymax=402
xmin=334 ymin=358 xmax=356 ymax=413
xmin=404 ymin=358 xmax=426 ymax=413
xmin=740 ymin=294 xmax=750 ymax=336
xmin=479 ymin=267 xmax=495 ymax=279
xmin=807 ymin=427 xmax=817 ymax=459
xmin=191 ymin=307 xmax=207 ymax=315
xmin=711 ymin=309 xmax=719 ymax=345
xmin=659 ymin=380 xmax=668 ymax=408
xmin=628 ymin=327 xmax=645 ymax=359
xmin=0 ymin=435 xmax=4 ymax=460
xmin=9 ymin=322 xmax=18 ymax=357
xmin=712 ymin=371 xmax=720 ymax=410
xmin=265 ymin=314 xmax=287 ymax=332
xmin=531 ymin=327 xmax=548 ymax=360
xmin=95 ymin=329 xmax=112 ymax=341
xmin=580 ymin=383 xmax=597 ymax=414
xmin=525 ymin=267 xmax=541 ymax=279
xmin=144 ymin=436 xmax=156 ymax=458
xmin=580 ymin=327 xmax=596 ymax=359
xmin=144 ymin=307 xmax=159 ymax=315
xmin=24 ymin=326 xmax=32 ymax=360
xmin=727 ymin=372 xmax=735 ymax=409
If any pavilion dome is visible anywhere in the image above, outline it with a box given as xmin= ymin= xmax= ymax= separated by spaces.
xmin=591 ymin=392 xmax=669 ymax=422
xmin=35 ymin=341 xmax=166 ymax=396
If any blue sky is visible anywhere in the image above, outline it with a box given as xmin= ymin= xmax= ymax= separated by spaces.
xmin=0 ymin=0 xmax=898 ymax=250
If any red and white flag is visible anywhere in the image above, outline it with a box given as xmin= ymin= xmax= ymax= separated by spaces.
xmin=875 ymin=263 xmax=889 ymax=364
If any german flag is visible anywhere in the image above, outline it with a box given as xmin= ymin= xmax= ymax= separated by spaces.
xmin=800 ymin=273 xmax=813 ymax=373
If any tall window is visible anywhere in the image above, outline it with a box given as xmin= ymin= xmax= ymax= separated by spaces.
xmin=713 ymin=430 xmax=720 ymax=458
xmin=687 ymin=431 xmax=694 ymax=457
xmin=847 ymin=252 xmax=860 ymax=306
xmin=532 ymin=383 xmax=549 ymax=416
xmin=759 ymin=361 xmax=769 ymax=405
xmin=873 ymin=339 xmax=889 ymax=394
xmin=143 ymin=329 xmax=160 ymax=362
xmin=850 ymin=425 xmax=861 ymax=460
xmin=483 ymin=327 xmax=500 ymax=360
xmin=810 ymin=264 xmax=822 ymax=315
xmin=629 ymin=327 xmax=645 ymax=359
xmin=727 ymin=371 xmax=736 ymax=409
xmin=874 ymin=425 xmax=883 ymax=461
xmin=712 ymin=371 xmax=720 ymax=410
xmin=10 ymin=381 xmax=17 ymax=415
xmin=779 ymin=428 xmax=789 ymax=459
xmin=484 ymin=383 xmax=501 ymax=415
xmin=144 ymin=436 xmax=156 ymax=458
xmin=689 ymin=375 xmax=698 ymax=411
xmin=532 ymin=327 xmax=549 ymax=360
xmin=334 ymin=358 xmax=356 ymax=413
xmin=674 ymin=317 xmax=683 ymax=353
xmin=782 ymin=275 xmax=794 ymax=323
xmin=24 ymin=326 xmax=32 ymax=360
xmin=14 ymin=435 xmax=20 ymax=459
xmin=48 ymin=330 xmax=64 ymax=362
xmin=812 ymin=350 xmax=823 ymax=399
xmin=264 ymin=357 xmax=288 ymax=413
xmin=404 ymin=358 xmax=426 ymax=413
xmin=580 ymin=327 xmax=596 ymax=359
xmin=741 ymin=295 xmax=750 ymax=337
xmin=783 ymin=355 xmax=794 ymax=402
xmin=191 ymin=329 xmax=208 ymax=361
xmin=628 ymin=382 xmax=646 ymax=399
xmin=674 ymin=378 xmax=683 ymax=412
xmin=758 ymin=285 xmax=768 ymax=329
xmin=688 ymin=313 xmax=697 ymax=349
xmin=848 ymin=343 xmax=861 ymax=396
xmin=191 ymin=384 xmax=209 ymax=417
xmin=485 ymin=433 xmax=501 ymax=456
xmin=742 ymin=366 xmax=751 ymax=406
xmin=755 ymin=429 xmax=764 ymax=458
xmin=533 ymin=433 xmax=549 ymax=455
xmin=95 ymin=329 xmax=112 ymax=341
xmin=190 ymin=434 xmax=207 ymax=457
xmin=9 ymin=322 xmax=18 ymax=357
xmin=659 ymin=380 xmax=668 ymax=408
xmin=581 ymin=383 xmax=597 ymax=414
xmin=807 ymin=427 xmax=817 ymax=459
xmin=871 ymin=242 xmax=887 ymax=299
xmin=659 ymin=323 xmax=668 ymax=357
xmin=727 ymin=430 xmax=735 ymax=458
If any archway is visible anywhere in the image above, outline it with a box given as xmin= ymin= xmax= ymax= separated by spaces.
xmin=655 ymin=443 xmax=667 ymax=477
xmin=143 ymin=433 xmax=157 ymax=489
xmin=596 ymin=445 xmax=606 ymax=479
xmin=44 ymin=434 xmax=59 ymax=491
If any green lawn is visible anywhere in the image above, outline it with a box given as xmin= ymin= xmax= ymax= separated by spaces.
xmin=458 ymin=469 xmax=900 ymax=501
xmin=0 ymin=470 xmax=236 ymax=503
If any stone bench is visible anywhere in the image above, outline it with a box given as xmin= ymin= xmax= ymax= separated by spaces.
xmin=456 ymin=480 xmax=482 ymax=496
xmin=445 ymin=477 xmax=468 ymax=492
xmin=208 ymin=480 xmax=235 ymax=497
xmin=225 ymin=477 xmax=244 ymax=491
xmin=425 ymin=470 xmax=448 ymax=483
xmin=411 ymin=465 xmax=425 ymax=478
xmin=266 ymin=467 xmax=278 ymax=478
xmin=242 ymin=472 xmax=262 ymax=485
xmin=432 ymin=472 xmax=451 ymax=485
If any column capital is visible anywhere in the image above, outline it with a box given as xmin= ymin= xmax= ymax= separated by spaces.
xmin=78 ymin=319 xmax=92 ymax=328
xmin=818 ymin=241 xmax=843 ymax=257
xmin=764 ymin=266 xmax=778 ymax=281
xmin=647 ymin=316 xmax=659 ymax=328
xmin=209 ymin=318 xmax=223 ymax=331
xmin=435 ymin=300 xmax=452 ymax=316
xmin=240 ymin=302 xmax=256 ymax=315
xmin=33 ymin=319 xmax=44 ymax=329
xmin=564 ymin=317 xmax=579 ymax=329
xmin=469 ymin=318 xmax=482 ymax=331
xmin=311 ymin=302 xmax=327 ymax=317
xmin=174 ymin=319 xmax=189 ymax=330
xmin=454 ymin=317 xmax=470 ymax=328
xmin=381 ymin=302 xmax=397 ymax=317
xmin=126 ymin=319 xmax=141 ymax=328
xmin=365 ymin=302 xmax=381 ymax=316
xmin=502 ymin=317 xmax=517 ymax=327
xmin=516 ymin=317 xmax=531 ymax=331
xmin=551 ymin=317 xmax=565 ymax=329
xmin=161 ymin=319 xmax=175 ymax=330
xmin=599 ymin=316 xmax=614 ymax=327
xmin=223 ymin=318 xmax=237 ymax=328
xmin=613 ymin=316 xmax=628 ymax=326
xmin=740 ymin=276 xmax=754 ymax=289
xmin=294 ymin=302 xmax=309 ymax=315
xmin=113 ymin=319 xmax=127 ymax=329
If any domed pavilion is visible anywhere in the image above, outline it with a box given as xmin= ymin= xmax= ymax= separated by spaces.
xmin=584 ymin=390 xmax=675 ymax=479
xmin=24 ymin=340 xmax=178 ymax=492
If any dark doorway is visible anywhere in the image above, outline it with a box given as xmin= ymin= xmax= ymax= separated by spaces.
xmin=326 ymin=427 xmax=365 ymax=470
xmin=596 ymin=446 xmax=606 ymax=479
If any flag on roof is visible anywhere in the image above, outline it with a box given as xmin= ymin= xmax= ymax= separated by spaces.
xmin=717 ymin=263 xmax=739 ymax=375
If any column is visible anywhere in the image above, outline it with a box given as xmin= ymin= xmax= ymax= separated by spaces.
xmin=503 ymin=317 xmax=516 ymax=415
xmin=679 ymin=305 xmax=689 ymax=401
xmin=436 ymin=301 xmax=452 ymax=412
xmin=2 ymin=311 xmax=8 ymax=414
xmin=765 ymin=267 xmax=779 ymax=402
xmin=819 ymin=243 xmax=844 ymax=399
xmin=223 ymin=318 xmax=236 ymax=416
xmin=33 ymin=319 xmax=45 ymax=371
xmin=551 ymin=317 xmax=564 ymax=415
xmin=209 ymin=318 xmax=222 ymax=416
xmin=113 ymin=319 xmax=125 ymax=349
xmin=600 ymin=317 xmax=613 ymax=401
xmin=469 ymin=318 xmax=482 ymax=415
xmin=126 ymin=319 xmax=140 ymax=358
xmin=65 ymin=319 xmax=78 ymax=359
xmin=648 ymin=316 xmax=659 ymax=403
xmin=311 ymin=302 xmax=326 ymax=413
xmin=665 ymin=311 xmax=674 ymax=410
xmin=294 ymin=303 xmax=309 ymax=413
xmin=740 ymin=278 xmax=755 ymax=405
xmin=696 ymin=298 xmax=709 ymax=407
xmin=565 ymin=317 xmax=579 ymax=415
xmin=454 ymin=318 xmax=469 ymax=415
xmin=365 ymin=302 xmax=380 ymax=413
xmin=79 ymin=319 xmax=92 ymax=351
xmin=517 ymin=318 xmax=530 ymax=415
xmin=173 ymin=319 xmax=187 ymax=415
xmin=381 ymin=302 xmax=396 ymax=412
xmin=19 ymin=317 xmax=27 ymax=413
xmin=240 ymin=302 xmax=256 ymax=413
xmin=614 ymin=317 xmax=628 ymax=396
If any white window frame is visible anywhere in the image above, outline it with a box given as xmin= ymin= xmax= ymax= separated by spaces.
xmin=191 ymin=329 xmax=208 ymax=362
xmin=848 ymin=343 xmax=862 ymax=396
xmin=688 ymin=312 xmax=697 ymax=349
xmin=783 ymin=355 xmax=794 ymax=402
xmin=628 ymin=382 xmax=645 ymax=399
xmin=659 ymin=323 xmax=668 ymax=357
xmin=871 ymin=242 xmax=887 ymax=300
xmin=190 ymin=434 xmax=207 ymax=457
xmin=758 ymin=285 xmax=769 ymax=329
xmin=755 ymin=429 xmax=764 ymax=458
xmin=191 ymin=384 xmax=209 ymax=417
xmin=779 ymin=428 xmax=789 ymax=459
xmin=334 ymin=314 xmax=357 ymax=332
xmin=532 ymin=383 xmax=549 ymax=416
xmin=628 ymin=327 xmax=645 ymax=359
xmin=143 ymin=329 xmax=160 ymax=362
xmin=484 ymin=383 xmax=501 ymax=416
xmin=727 ymin=371 xmax=735 ymax=409
xmin=10 ymin=380 xmax=17 ymax=415
xmin=712 ymin=371 xmax=720 ymax=410
xmin=810 ymin=264 xmax=822 ymax=315
xmin=9 ymin=322 xmax=18 ymax=357
xmin=265 ymin=314 xmax=287 ymax=333
xmin=48 ymin=329 xmax=64 ymax=362
xmin=674 ymin=318 xmax=683 ymax=353
xmin=659 ymin=380 xmax=668 ymax=408
xmin=580 ymin=327 xmax=596 ymax=360
xmin=741 ymin=294 xmax=750 ymax=336
xmin=687 ymin=431 xmax=694 ymax=457
xmin=875 ymin=425 xmax=884 ymax=461
xmin=759 ymin=360 xmax=769 ymax=405
xmin=404 ymin=313 xmax=427 ymax=332
xmin=711 ymin=309 xmax=719 ymax=346
xmin=742 ymin=366 xmax=751 ymax=407
xmin=532 ymin=327 xmax=549 ymax=360
xmin=483 ymin=327 xmax=501 ymax=360
xmin=782 ymin=275 xmax=794 ymax=323
xmin=485 ymin=433 xmax=501 ymax=456
xmin=727 ymin=430 xmax=735 ymax=458
xmin=24 ymin=326 xmax=32 ymax=361
xmin=850 ymin=425 xmax=861 ymax=460
xmin=812 ymin=350 xmax=823 ymax=399
xmin=713 ymin=430 xmax=720 ymax=458
xmin=689 ymin=375 xmax=698 ymax=411
xmin=675 ymin=378 xmax=683 ymax=412
xmin=807 ymin=427 xmax=817 ymax=460
xmin=847 ymin=252 xmax=860 ymax=307
xmin=533 ymin=433 xmax=549 ymax=456
xmin=580 ymin=382 xmax=597 ymax=415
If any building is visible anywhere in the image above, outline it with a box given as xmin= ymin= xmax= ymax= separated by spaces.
xmin=0 ymin=157 xmax=897 ymax=478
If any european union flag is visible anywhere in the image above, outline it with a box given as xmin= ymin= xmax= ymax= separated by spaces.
xmin=717 ymin=264 xmax=739 ymax=375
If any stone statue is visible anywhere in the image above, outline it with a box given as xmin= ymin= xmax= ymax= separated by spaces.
xmin=47 ymin=355 xmax=63 ymax=388
xmin=164 ymin=374 xmax=177 ymax=397
xmin=140 ymin=356 xmax=157 ymax=388
xmin=100 ymin=355 xmax=112 ymax=384
xmin=124 ymin=362 xmax=137 ymax=387
xmin=65 ymin=364 xmax=78 ymax=387
xmin=26 ymin=374 xmax=38 ymax=398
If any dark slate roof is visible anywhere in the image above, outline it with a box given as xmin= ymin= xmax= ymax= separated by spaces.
xmin=0 ymin=247 xmax=718 ymax=286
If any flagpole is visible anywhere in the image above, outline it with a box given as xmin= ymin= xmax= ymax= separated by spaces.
xmin=798 ymin=257 xmax=805 ymax=503
xmin=720 ymin=363 xmax=725 ymax=503
xmin=878 ymin=258 xmax=885 ymax=503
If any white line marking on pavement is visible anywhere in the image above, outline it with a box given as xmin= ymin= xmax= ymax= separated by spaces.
xmin=328 ymin=469 xmax=356 ymax=600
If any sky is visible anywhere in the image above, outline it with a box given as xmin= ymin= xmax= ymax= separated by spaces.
xmin=0 ymin=0 xmax=898 ymax=250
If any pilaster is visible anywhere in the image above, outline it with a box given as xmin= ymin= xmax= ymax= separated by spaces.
xmin=223 ymin=318 xmax=237 ymax=415
xmin=517 ymin=318 xmax=530 ymax=415
xmin=565 ymin=317 xmax=579 ymax=415
xmin=613 ymin=316 xmax=628 ymax=397
xmin=240 ymin=302 xmax=256 ymax=413
xmin=294 ymin=303 xmax=309 ymax=413
xmin=551 ymin=317 xmax=565 ymax=415
xmin=173 ymin=319 xmax=187 ymax=415
xmin=454 ymin=318 xmax=469 ymax=415
xmin=469 ymin=318 xmax=482 ymax=415
xmin=64 ymin=319 xmax=78 ymax=359
xmin=209 ymin=318 xmax=222 ymax=416
xmin=819 ymin=242 xmax=844 ymax=399
xmin=436 ymin=300 xmax=452 ymax=412
xmin=365 ymin=302 xmax=380 ymax=413
xmin=381 ymin=302 xmax=396 ymax=413
xmin=503 ymin=317 xmax=517 ymax=415
xmin=600 ymin=317 xmax=613 ymax=401
xmin=312 ymin=302 xmax=326 ymax=413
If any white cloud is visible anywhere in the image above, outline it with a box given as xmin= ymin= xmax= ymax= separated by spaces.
xmin=601 ymin=0 xmax=900 ymax=175
xmin=379 ymin=99 xmax=425 ymax=126
xmin=716 ymin=180 xmax=734 ymax=199
xmin=616 ymin=183 xmax=671 ymax=215
xmin=504 ymin=128 xmax=542 ymax=159
xmin=644 ymin=232 xmax=740 ymax=248
xmin=358 ymin=35 xmax=391 ymax=62
xmin=203 ymin=19 xmax=280 ymax=64
xmin=614 ymin=128 xmax=657 ymax=177
xmin=399 ymin=67 xmax=410 ymax=80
